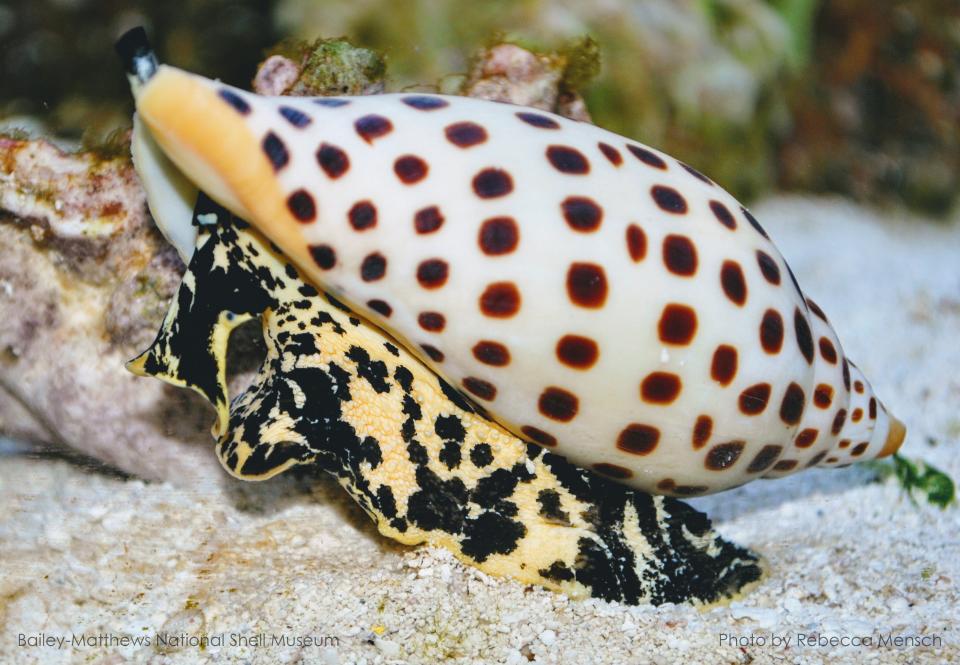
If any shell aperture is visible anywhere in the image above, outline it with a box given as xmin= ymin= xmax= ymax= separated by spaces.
xmin=127 ymin=195 xmax=764 ymax=605
xmin=129 ymin=64 xmax=905 ymax=496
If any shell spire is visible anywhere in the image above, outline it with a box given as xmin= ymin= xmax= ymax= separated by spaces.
xmin=125 ymin=49 xmax=905 ymax=496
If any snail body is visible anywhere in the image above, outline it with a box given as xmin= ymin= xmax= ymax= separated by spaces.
xmin=128 ymin=195 xmax=763 ymax=605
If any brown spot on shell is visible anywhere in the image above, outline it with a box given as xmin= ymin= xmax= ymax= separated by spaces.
xmin=414 ymin=206 xmax=444 ymax=234
xmin=403 ymin=95 xmax=449 ymax=110
xmin=421 ymin=344 xmax=444 ymax=362
xmin=807 ymin=298 xmax=828 ymax=321
xmin=556 ymin=335 xmax=599 ymax=369
xmin=219 ymin=89 xmax=251 ymax=114
xmin=657 ymin=478 xmax=676 ymax=492
xmin=287 ymin=190 xmax=316 ymax=222
xmin=616 ymin=424 xmax=660 ymax=456
xmin=562 ymin=197 xmax=603 ymax=232
xmin=756 ymin=250 xmax=781 ymax=285
xmin=313 ymin=98 xmax=349 ymax=108
xmin=473 ymin=168 xmax=513 ymax=198
xmin=478 ymin=217 xmax=519 ymax=255
xmin=747 ymin=445 xmax=783 ymax=473
xmin=819 ymin=337 xmax=838 ymax=364
xmin=673 ymin=485 xmax=709 ymax=496
xmin=479 ymin=282 xmax=521 ymax=318
xmin=348 ymin=200 xmax=377 ymax=231
xmin=360 ymin=252 xmax=387 ymax=282
xmin=832 ymin=409 xmax=848 ymax=435
xmin=516 ymin=112 xmax=559 ymax=129
xmin=354 ymin=114 xmax=393 ymax=143
xmin=773 ymin=460 xmax=798 ymax=471
xmin=705 ymin=441 xmax=745 ymax=470
xmin=741 ymin=206 xmax=769 ymax=238
xmin=262 ymin=132 xmax=288 ymax=171
xmin=794 ymin=308 xmax=814 ymax=364
xmin=627 ymin=144 xmax=666 ymax=169
xmin=417 ymin=259 xmax=449 ymax=289
xmin=760 ymin=309 xmax=784 ymax=353
xmin=566 ymin=263 xmax=608 ymax=308
xmin=418 ymin=311 xmax=445 ymax=332
xmin=641 ymin=372 xmax=682 ymax=404
xmin=308 ymin=244 xmax=336 ymax=270
xmin=317 ymin=143 xmax=350 ymax=179
xmin=710 ymin=345 xmax=738 ymax=386
xmin=598 ymin=142 xmax=622 ymax=165
xmin=547 ymin=145 xmax=590 ymax=174
xmin=720 ymin=261 xmax=747 ymax=306
xmin=779 ymin=382 xmax=805 ymax=425
xmin=658 ymin=304 xmax=697 ymax=345
xmin=692 ymin=415 xmax=713 ymax=450
xmin=445 ymin=121 xmax=487 ymax=147
xmin=592 ymin=463 xmax=633 ymax=480
xmin=463 ymin=377 xmax=496 ymax=401
xmin=739 ymin=383 xmax=772 ymax=415
xmin=651 ymin=185 xmax=687 ymax=214
xmin=473 ymin=341 xmax=511 ymax=367
xmin=795 ymin=428 xmax=819 ymax=448
xmin=538 ymin=387 xmax=579 ymax=422
xmin=626 ymin=224 xmax=647 ymax=261
xmin=394 ymin=155 xmax=428 ymax=184
xmin=662 ymin=235 xmax=698 ymax=276
xmin=710 ymin=200 xmax=736 ymax=230
xmin=680 ymin=162 xmax=713 ymax=185
xmin=367 ymin=299 xmax=391 ymax=317
xmin=814 ymin=384 xmax=834 ymax=409
xmin=522 ymin=426 xmax=557 ymax=447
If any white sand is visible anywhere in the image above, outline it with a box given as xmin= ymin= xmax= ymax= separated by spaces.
xmin=1 ymin=195 xmax=958 ymax=664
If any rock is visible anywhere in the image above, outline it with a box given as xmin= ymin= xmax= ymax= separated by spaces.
xmin=0 ymin=135 xmax=231 ymax=484
xmin=252 ymin=55 xmax=302 ymax=96
xmin=462 ymin=43 xmax=593 ymax=121
xmin=255 ymin=38 xmax=387 ymax=98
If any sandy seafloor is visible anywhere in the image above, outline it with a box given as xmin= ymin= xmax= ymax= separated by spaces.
xmin=1 ymin=195 xmax=958 ymax=665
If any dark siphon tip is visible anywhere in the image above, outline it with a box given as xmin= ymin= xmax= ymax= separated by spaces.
xmin=114 ymin=26 xmax=159 ymax=83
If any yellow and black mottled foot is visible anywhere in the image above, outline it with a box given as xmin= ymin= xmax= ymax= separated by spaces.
xmin=129 ymin=199 xmax=764 ymax=606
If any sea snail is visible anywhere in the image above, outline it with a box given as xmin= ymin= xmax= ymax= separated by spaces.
xmin=129 ymin=192 xmax=764 ymax=605
xmin=116 ymin=28 xmax=903 ymax=603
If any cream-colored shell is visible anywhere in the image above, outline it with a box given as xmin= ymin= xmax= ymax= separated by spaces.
xmin=131 ymin=65 xmax=904 ymax=495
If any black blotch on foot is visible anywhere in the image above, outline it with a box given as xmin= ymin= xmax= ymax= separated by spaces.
xmin=346 ymin=345 xmax=391 ymax=394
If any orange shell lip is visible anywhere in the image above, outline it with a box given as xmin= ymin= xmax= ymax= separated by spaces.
xmin=878 ymin=416 xmax=906 ymax=458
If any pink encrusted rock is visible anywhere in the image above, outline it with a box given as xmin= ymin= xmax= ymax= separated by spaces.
xmin=462 ymin=43 xmax=592 ymax=121
xmin=252 ymin=55 xmax=301 ymax=96
xmin=0 ymin=135 xmax=230 ymax=483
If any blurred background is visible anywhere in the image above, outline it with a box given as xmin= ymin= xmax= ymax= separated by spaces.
xmin=0 ymin=0 xmax=958 ymax=215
